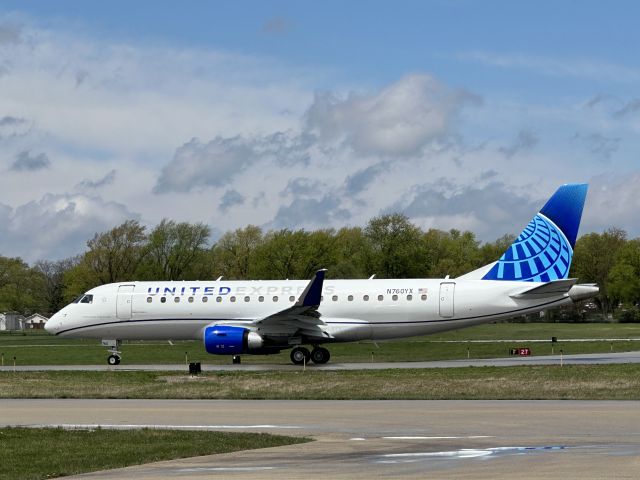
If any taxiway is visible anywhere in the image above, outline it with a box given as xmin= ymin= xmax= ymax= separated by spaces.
xmin=5 ymin=350 xmax=640 ymax=371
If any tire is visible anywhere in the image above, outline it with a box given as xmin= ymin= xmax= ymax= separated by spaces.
xmin=290 ymin=347 xmax=311 ymax=365
xmin=311 ymin=347 xmax=330 ymax=364
xmin=107 ymin=354 xmax=120 ymax=366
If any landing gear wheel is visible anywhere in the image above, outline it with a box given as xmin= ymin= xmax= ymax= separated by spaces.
xmin=311 ymin=347 xmax=330 ymax=364
xmin=290 ymin=346 xmax=311 ymax=365
xmin=107 ymin=354 xmax=121 ymax=366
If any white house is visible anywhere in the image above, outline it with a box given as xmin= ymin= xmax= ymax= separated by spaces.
xmin=24 ymin=313 xmax=49 ymax=330
xmin=0 ymin=312 xmax=25 ymax=331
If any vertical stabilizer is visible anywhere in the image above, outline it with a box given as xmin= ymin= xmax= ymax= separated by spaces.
xmin=481 ymin=184 xmax=588 ymax=282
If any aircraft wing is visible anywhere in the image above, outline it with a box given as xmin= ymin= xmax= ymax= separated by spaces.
xmin=253 ymin=269 xmax=332 ymax=340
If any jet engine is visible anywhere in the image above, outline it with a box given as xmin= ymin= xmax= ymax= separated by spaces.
xmin=204 ymin=325 xmax=266 ymax=355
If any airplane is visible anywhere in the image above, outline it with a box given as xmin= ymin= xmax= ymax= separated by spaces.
xmin=45 ymin=183 xmax=599 ymax=366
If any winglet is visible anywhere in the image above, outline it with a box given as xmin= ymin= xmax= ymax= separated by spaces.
xmin=295 ymin=269 xmax=327 ymax=307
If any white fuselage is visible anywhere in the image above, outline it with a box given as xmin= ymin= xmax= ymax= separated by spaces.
xmin=46 ymin=278 xmax=575 ymax=344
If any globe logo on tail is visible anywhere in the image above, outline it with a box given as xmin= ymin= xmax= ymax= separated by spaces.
xmin=482 ymin=214 xmax=572 ymax=282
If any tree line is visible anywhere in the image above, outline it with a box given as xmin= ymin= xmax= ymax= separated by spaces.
xmin=0 ymin=216 xmax=638 ymax=318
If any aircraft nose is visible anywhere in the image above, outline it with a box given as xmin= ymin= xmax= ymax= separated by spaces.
xmin=45 ymin=312 xmax=62 ymax=334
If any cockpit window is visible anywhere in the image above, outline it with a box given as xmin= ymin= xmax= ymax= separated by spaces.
xmin=80 ymin=294 xmax=93 ymax=304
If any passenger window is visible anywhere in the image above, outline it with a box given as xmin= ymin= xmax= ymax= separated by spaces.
xmin=392 ymin=294 xmax=398 ymax=301
xmin=259 ymin=296 xmax=264 ymax=302
xmin=216 ymin=296 xmax=222 ymax=302
xmin=161 ymin=297 xmax=167 ymax=303
xmin=407 ymin=294 xmax=412 ymax=301
xmin=332 ymin=295 xmax=338 ymax=301
xmin=421 ymin=294 xmax=427 ymax=301
xmin=174 ymin=297 xmax=180 ymax=303
xmin=244 ymin=296 xmax=250 ymax=302
xmin=188 ymin=297 xmax=194 ymax=303
xmin=348 ymin=295 xmax=353 ymax=301
xmin=378 ymin=295 xmax=384 ymax=301
xmin=230 ymin=296 xmax=236 ymax=302
xmin=202 ymin=297 xmax=208 ymax=303
xmin=289 ymin=295 xmax=295 ymax=302
xmin=146 ymin=297 xmax=152 ymax=303
xmin=273 ymin=296 xmax=278 ymax=302
xmin=363 ymin=295 xmax=369 ymax=301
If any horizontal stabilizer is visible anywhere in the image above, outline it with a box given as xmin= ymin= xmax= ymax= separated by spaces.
xmin=510 ymin=278 xmax=578 ymax=299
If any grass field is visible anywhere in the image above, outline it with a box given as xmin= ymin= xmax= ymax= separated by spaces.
xmin=0 ymin=427 xmax=307 ymax=480
xmin=1 ymin=322 xmax=640 ymax=365
xmin=1 ymin=364 xmax=639 ymax=400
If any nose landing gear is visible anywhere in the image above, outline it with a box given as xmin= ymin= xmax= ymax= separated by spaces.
xmin=102 ymin=339 xmax=122 ymax=366
xmin=107 ymin=354 xmax=121 ymax=366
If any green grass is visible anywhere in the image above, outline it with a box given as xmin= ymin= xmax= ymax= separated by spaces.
xmin=0 ymin=427 xmax=307 ymax=480
xmin=2 ymin=364 xmax=639 ymax=400
xmin=2 ymin=322 xmax=640 ymax=365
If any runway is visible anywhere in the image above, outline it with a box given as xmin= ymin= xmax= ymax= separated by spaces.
xmin=2 ymin=399 xmax=640 ymax=479
xmin=6 ymin=350 xmax=640 ymax=371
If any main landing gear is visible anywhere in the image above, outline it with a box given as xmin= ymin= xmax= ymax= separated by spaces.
xmin=102 ymin=339 xmax=122 ymax=365
xmin=290 ymin=346 xmax=331 ymax=365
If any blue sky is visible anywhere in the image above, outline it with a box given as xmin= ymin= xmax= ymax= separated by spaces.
xmin=1 ymin=1 xmax=639 ymax=262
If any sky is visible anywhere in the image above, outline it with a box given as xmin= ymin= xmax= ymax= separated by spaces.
xmin=1 ymin=1 xmax=640 ymax=263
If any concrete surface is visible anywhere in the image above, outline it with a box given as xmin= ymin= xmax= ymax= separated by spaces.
xmin=2 ymin=399 xmax=639 ymax=479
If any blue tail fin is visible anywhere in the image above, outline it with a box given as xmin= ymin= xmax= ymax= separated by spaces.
xmin=482 ymin=184 xmax=588 ymax=282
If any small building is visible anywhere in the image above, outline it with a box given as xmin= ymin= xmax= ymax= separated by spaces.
xmin=0 ymin=312 xmax=25 ymax=331
xmin=24 ymin=313 xmax=49 ymax=330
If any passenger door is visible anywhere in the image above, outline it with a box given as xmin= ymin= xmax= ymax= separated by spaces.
xmin=116 ymin=285 xmax=135 ymax=320
xmin=438 ymin=282 xmax=455 ymax=318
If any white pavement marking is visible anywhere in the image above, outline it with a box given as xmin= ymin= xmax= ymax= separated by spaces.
xmin=177 ymin=467 xmax=276 ymax=472
xmin=382 ymin=435 xmax=494 ymax=440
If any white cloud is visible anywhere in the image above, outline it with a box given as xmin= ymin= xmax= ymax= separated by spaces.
xmin=1 ymin=16 xmax=639 ymax=263
xmin=0 ymin=19 xmax=313 ymax=158
xmin=305 ymin=74 xmax=479 ymax=156
xmin=154 ymin=137 xmax=256 ymax=193
xmin=582 ymin=173 xmax=640 ymax=238
xmin=0 ymin=193 xmax=139 ymax=262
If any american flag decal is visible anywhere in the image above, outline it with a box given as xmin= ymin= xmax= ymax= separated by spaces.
xmin=418 ymin=288 xmax=428 ymax=294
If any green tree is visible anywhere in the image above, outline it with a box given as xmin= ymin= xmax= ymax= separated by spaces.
xmin=34 ymin=257 xmax=79 ymax=314
xmin=572 ymin=228 xmax=627 ymax=315
xmin=297 ymin=230 xmax=337 ymax=278
xmin=331 ymin=227 xmax=371 ymax=279
xmin=140 ymin=219 xmax=210 ymax=280
xmin=364 ymin=214 xmax=425 ymax=278
xmin=251 ymin=229 xmax=309 ymax=279
xmin=64 ymin=220 xmax=147 ymax=299
xmin=212 ymin=225 xmax=263 ymax=279
xmin=607 ymin=239 xmax=640 ymax=305
xmin=422 ymin=229 xmax=481 ymax=278
xmin=0 ymin=256 xmax=46 ymax=313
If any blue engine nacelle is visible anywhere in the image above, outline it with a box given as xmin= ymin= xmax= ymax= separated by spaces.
xmin=204 ymin=325 xmax=264 ymax=355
